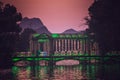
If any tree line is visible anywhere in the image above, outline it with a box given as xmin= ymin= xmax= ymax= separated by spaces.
xmin=87 ymin=0 xmax=120 ymax=55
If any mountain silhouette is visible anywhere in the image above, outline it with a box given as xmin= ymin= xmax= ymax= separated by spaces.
xmin=62 ymin=28 xmax=78 ymax=34
xmin=19 ymin=17 xmax=51 ymax=34
xmin=36 ymin=26 xmax=51 ymax=35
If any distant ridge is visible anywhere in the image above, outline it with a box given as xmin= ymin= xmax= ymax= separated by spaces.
xmin=62 ymin=28 xmax=78 ymax=34
xmin=20 ymin=17 xmax=86 ymax=35
xmin=19 ymin=17 xmax=51 ymax=35
xmin=35 ymin=26 xmax=51 ymax=35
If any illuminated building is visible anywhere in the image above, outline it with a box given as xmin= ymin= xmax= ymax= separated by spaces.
xmin=29 ymin=33 xmax=99 ymax=56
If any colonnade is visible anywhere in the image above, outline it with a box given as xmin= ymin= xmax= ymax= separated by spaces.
xmin=53 ymin=39 xmax=89 ymax=54
xmin=29 ymin=34 xmax=99 ymax=56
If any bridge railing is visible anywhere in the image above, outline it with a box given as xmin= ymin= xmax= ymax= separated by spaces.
xmin=14 ymin=51 xmax=99 ymax=57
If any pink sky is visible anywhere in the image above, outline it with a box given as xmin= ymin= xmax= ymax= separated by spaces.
xmin=2 ymin=0 xmax=94 ymax=33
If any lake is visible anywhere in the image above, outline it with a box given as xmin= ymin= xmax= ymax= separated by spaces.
xmin=0 ymin=61 xmax=120 ymax=80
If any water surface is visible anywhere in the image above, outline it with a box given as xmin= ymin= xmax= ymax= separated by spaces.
xmin=0 ymin=61 xmax=120 ymax=80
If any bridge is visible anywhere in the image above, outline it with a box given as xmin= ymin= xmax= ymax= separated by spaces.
xmin=12 ymin=56 xmax=97 ymax=62
xmin=13 ymin=54 xmax=120 ymax=64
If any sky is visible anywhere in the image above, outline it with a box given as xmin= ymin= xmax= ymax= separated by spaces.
xmin=2 ymin=0 xmax=94 ymax=33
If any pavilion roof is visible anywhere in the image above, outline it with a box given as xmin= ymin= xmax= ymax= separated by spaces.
xmin=33 ymin=33 xmax=88 ymax=39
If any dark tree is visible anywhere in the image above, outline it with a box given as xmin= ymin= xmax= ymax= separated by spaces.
xmin=0 ymin=2 xmax=22 ymax=68
xmin=87 ymin=0 xmax=120 ymax=55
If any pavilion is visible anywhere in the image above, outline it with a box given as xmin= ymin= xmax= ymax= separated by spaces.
xmin=29 ymin=33 xmax=99 ymax=56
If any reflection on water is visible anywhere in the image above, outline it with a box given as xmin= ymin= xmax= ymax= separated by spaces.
xmin=12 ymin=65 xmax=91 ymax=80
xmin=1 ymin=61 xmax=120 ymax=80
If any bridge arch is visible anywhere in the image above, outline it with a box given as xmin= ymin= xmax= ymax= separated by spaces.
xmin=14 ymin=60 xmax=30 ymax=66
xmin=56 ymin=59 xmax=79 ymax=65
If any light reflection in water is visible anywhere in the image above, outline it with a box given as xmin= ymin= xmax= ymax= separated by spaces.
xmin=0 ymin=62 xmax=120 ymax=80
xmin=12 ymin=63 xmax=98 ymax=80
xmin=1 ymin=61 xmax=120 ymax=80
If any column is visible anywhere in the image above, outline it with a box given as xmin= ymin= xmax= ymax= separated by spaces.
xmin=61 ymin=39 xmax=64 ymax=51
xmin=57 ymin=39 xmax=59 ymax=52
xmin=47 ymin=41 xmax=50 ymax=55
xmin=64 ymin=39 xmax=67 ymax=52
xmin=86 ymin=39 xmax=89 ymax=54
xmin=70 ymin=39 xmax=73 ymax=52
xmin=80 ymin=40 xmax=83 ymax=54
xmin=74 ymin=39 xmax=76 ymax=51
xmin=66 ymin=39 xmax=68 ymax=52
xmin=58 ymin=39 xmax=61 ymax=52
xmin=55 ymin=39 xmax=58 ymax=52
xmin=78 ymin=39 xmax=81 ymax=54
xmin=77 ymin=40 xmax=80 ymax=51
xmin=34 ymin=41 xmax=37 ymax=55
xmin=68 ymin=39 xmax=70 ymax=51
xmin=82 ymin=39 xmax=85 ymax=54
xmin=29 ymin=40 xmax=33 ymax=53
xmin=84 ymin=39 xmax=87 ymax=54
xmin=83 ymin=39 xmax=86 ymax=54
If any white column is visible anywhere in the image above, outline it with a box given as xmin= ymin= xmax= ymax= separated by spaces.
xmin=57 ymin=39 xmax=59 ymax=52
xmin=58 ymin=39 xmax=61 ymax=52
xmin=64 ymin=39 xmax=67 ymax=52
xmin=74 ymin=39 xmax=76 ymax=51
xmin=61 ymin=39 xmax=64 ymax=51
xmin=68 ymin=39 xmax=70 ymax=51
xmin=83 ymin=39 xmax=85 ymax=54
xmin=71 ymin=39 xmax=73 ymax=52
xmin=80 ymin=40 xmax=82 ymax=54
xmin=47 ymin=41 xmax=50 ymax=55
xmin=77 ymin=40 xmax=80 ymax=51
xmin=55 ymin=39 xmax=58 ymax=52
